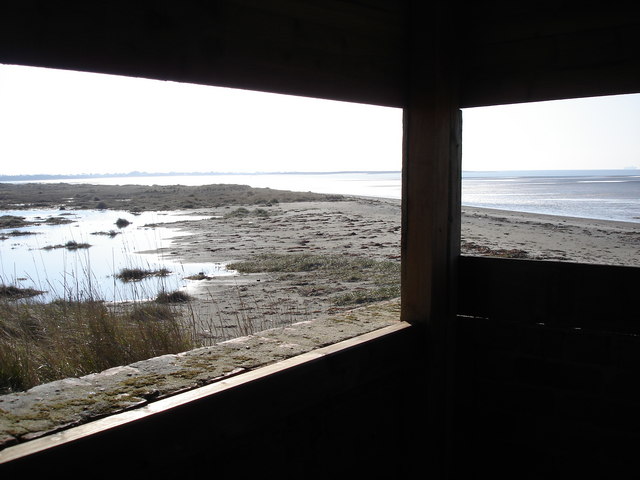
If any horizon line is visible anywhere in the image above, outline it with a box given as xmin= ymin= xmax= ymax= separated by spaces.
xmin=1 ymin=167 xmax=638 ymax=181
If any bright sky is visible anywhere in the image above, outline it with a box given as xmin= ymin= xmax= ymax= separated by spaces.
xmin=0 ymin=64 xmax=402 ymax=176
xmin=463 ymin=93 xmax=640 ymax=171
xmin=1 ymin=63 xmax=639 ymax=176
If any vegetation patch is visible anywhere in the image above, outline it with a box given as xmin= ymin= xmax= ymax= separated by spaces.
xmin=224 ymin=207 xmax=272 ymax=219
xmin=44 ymin=216 xmax=74 ymax=225
xmin=42 ymin=240 xmax=91 ymax=251
xmin=462 ymin=241 xmax=530 ymax=258
xmin=115 ymin=218 xmax=131 ymax=228
xmin=155 ymin=290 xmax=192 ymax=304
xmin=228 ymin=253 xmax=400 ymax=307
xmin=332 ymin=286 xmax=400 ymax=306
xmin=184 ymin=272 xmax=212 ymax=280
xmin=0 ymin=299 xmax=194 ymax=393
xmin=0 ymin=230 xmax=37 ymax=239
xmin=116 ymin=267 xmax=171 ymax=282
xmin=91 ymin=230 xmax=120 ymax=237
xmin=0 ymin=215 xmax=29 ymax=229
xmin=0 ymin=285 xmax=45 ymax=299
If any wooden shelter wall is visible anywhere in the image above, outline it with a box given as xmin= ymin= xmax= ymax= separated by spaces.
xmin=1 ymin=326 xmax=427 ymax=478
xmin=3 ymin=2 xmax=640 ymax=110
xmin=459 ymin=1 xmax=640 ymax=107
xmin=458 ymin=256 xmax=640 ymax=334
xmin=454 ymin=312 xmax=640 ymax=479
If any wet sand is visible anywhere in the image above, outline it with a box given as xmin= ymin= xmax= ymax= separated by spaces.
xmin=461 ymin=206 xmax=640 ymax=266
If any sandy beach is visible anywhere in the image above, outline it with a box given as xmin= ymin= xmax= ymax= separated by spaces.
xmin=461 ymin=206 xmax=640 ymax=266
xmin=149 ymin=196 xmax=639 ymax=342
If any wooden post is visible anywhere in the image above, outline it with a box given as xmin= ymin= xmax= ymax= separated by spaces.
xmin=401 ymin=1 xmax=461 ymax=477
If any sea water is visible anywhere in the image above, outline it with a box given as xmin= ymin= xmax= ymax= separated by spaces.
xmin=462 ymin=170 xmax=640 ymax=223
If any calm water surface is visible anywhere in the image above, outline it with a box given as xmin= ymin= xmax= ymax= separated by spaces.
xmin=0 ymin=209 xmax=232 ymax=302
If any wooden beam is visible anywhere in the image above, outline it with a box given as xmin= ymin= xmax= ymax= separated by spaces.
xmin=459 ymin=2 xmax=640 ymax=107
xmin=401 ymin=1 xmax=461 ymax=477
xmin=0 ymin=0 xmax=407 ymax=108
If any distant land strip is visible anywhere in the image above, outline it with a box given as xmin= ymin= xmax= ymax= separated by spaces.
xmin=0 ymin=171 xmax=401 ymax=182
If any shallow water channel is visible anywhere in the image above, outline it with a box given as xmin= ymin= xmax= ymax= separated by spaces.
xmin=0 ymin=209 xmax=233 ymax=302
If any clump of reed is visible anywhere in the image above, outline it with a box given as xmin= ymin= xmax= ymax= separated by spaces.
xmin=116 ymin=267 xmax=171 ymax=282
xmin=0 ymin=284 xmax=44 ymax=299
xmin=115 ymin=218 xmax=131 ymax=228
xmin=155 ymin=289 xmax=192 ymax=304
xmin=0 ymin=296 xmax=194 ymax=393
xmin=42 ymin=240 xmax=92 ymax=251
xmin=0 ymin=215 xmax=29 ymax=229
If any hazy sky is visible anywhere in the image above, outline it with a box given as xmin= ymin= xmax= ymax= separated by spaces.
xmin=0 ymin=64 xmax=402 ymax=176
xmin=463 ymin=93 xmax=640 ymax=171
xmin=1 ymin=63 xmax=639 ymax=176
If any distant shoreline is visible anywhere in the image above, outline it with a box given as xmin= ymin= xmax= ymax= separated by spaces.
xmin=0 ymin=170 xmax=401 ymax=182
xmin=3 ymin=168 xmax=640 ymax=183
xmin=0 ymin=181 xmax=345 ymax=212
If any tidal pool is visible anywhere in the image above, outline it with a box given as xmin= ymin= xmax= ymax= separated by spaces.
xmin=0 ymin=208 xmax=233 ymax=302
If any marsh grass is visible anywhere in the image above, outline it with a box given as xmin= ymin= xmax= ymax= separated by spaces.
xmin=223 ymin=207 xmax=271 ymax=219
xmin=227 ymin=253 xmax=400 ymax=306
xmin=116 ymin=267 xmax=171 ymax=282
xmin=191 ymin=287 xmax=310 ymax=345
xmin=42 ymin=240 xmax=92 ymax=251
xmin=0 ymin=277 xmax=307 ymax=392
xmin=0 ymin=285 xmax=44 ymax=299
xmin=0 ymin=215 xmax=29 ymax=228
xmin=0 ymin=298 xmax=194 ymax=393
xmin=155 ymin=289 xmax=192 ymax=304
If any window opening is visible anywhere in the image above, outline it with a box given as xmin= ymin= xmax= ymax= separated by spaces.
xmin=461 ymin=94 xmax=640 ymax=267
xmin=0 ymin=63 xmax=402 ymax=435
